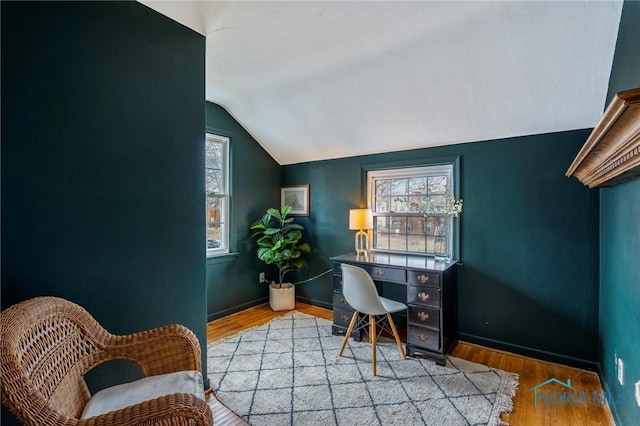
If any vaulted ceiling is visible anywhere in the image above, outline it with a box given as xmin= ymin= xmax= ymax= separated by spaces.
xmin=140 ymin=1 xmax=623 ymax=165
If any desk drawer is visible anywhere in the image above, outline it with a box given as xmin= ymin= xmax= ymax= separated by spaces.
xmin=408 ymin=306 xmax=440 ymax=329
xmin=407 ymin=326 xmax=440 ymax=351
xmin=408 ymin=286 xmax=440 ymax=307
xmin=333 ymin=308 xmax=357 ymax=328
xmin=333 ymin=291 xmax=353 ymax=311
xmin=361 ymin=265 xmax=406 ymax=282
xmin=408 ymin=271 xmax=441 ymax=288
xmin=334 ymin=262 xmax=406 ymax=283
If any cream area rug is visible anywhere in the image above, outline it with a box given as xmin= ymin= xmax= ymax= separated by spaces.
xmin=207 ymin=312 xmax=518 ymax=426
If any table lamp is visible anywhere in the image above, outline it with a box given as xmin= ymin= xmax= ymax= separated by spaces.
xmin=349 ymin=208 xmax=373 ymax=256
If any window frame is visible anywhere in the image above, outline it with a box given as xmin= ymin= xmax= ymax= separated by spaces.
xmin=363 ymin=156 xmax=460 ymax=259
xmin=206 ymin=133 xmax=230 ymax=257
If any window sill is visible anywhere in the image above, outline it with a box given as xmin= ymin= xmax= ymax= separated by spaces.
xmin=207 ymin=252 xmax=239 ymax=265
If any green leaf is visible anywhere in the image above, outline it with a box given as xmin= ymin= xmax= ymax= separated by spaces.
xmin=281 ymin=205 xmax=292 ymax=217
xmin=299 ymin=243 xmax=311 ymax=253
xmin=249 ymin=220 xmax=265 ymax=230
xmin=267 ymin=208 xmax=281 ymax=220
xmin=282 ymin=224 xmax=304 ymax=233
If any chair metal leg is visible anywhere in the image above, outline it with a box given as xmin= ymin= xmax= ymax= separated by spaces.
xmin=339 ymin=311 xmax=359 ymax=357
xmin=370 ymin=314 xmax=377 ymax=376
xmin=387 ymin=313 xmax=406 ymax=359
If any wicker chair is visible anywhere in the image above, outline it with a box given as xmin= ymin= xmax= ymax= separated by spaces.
xmin=0 ymin=296 xmax=213 ymax=426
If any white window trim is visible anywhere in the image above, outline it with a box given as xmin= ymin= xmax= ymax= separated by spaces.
xmin=367 ymin=163 xmax=455 ymax=256
xmin=206 ymin=133 xmax=230 ymax=257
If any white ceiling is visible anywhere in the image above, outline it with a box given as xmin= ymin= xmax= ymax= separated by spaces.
xmin=140 ymin=1 xmax=623 ymax=165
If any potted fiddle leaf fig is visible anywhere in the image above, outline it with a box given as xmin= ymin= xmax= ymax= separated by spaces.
xmin=250 ymin=205 xmax=311 ymax=311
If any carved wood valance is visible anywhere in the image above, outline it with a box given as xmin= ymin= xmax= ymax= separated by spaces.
xmin=566 ymin=87 xmax=640 ymax=188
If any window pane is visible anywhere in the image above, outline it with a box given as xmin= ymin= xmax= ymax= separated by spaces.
xmin=376 ymin=195 xmax=391 ymax=213
xmin=426 ymin=235 xmax=436 ymax=252
xmin=425 ymin=216 xmax=440 ymax=236
xmin=407 ymin=196 xmax=428 ymax=213
xmin=390 ymin=217 xmax=406 ymax=234
xmin=428 ymin=176 xmax=448 ymax=194
xmin=207 ymin=196 xmax=223 ymax=249
xmin=390 ymin=179 xmax=408 ymax=195
xmin=392 ymin=197 xmax=409 ymax=213
xmin=407 ymin=235 xmax=426 ymax=252
xmin=389 ymin=233 xmax=407 ymax=251
xmin=206 ymin=141 xmax=223 ymax=194
xmin=408 ymin=177 xmax=427 ymax=195
xmin=376 ymin=179 xmax=390 ymax=196
xmin=376 ymin=216 xmax=389 ymax=233
xmin=429 ymin=195 xmax=447 ymax=212
xmin=375 ymin=233 xmax=389 ymax=250
xmin=407 ymin=217 xmax=425 ymax=234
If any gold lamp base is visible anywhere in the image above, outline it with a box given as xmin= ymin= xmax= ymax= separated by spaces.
xmin=355 ymin=229 xmax=368 ymax=256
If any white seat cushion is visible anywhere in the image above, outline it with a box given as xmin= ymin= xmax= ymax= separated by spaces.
xmin=81 ymin=370 xmax=205 ymax=419
xmin=380 ymin=296 xmax=407 ymax=314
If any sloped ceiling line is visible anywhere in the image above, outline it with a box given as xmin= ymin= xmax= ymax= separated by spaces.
xmin=140 ymin=1 xmax=623 ymax=165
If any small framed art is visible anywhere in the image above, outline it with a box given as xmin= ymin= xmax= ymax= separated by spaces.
xmin=280 ymin=184 xmax=310 ymax=216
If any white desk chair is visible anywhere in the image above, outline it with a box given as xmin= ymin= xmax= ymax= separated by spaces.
xmin=338 ymin=263 xmax=407 ymax=375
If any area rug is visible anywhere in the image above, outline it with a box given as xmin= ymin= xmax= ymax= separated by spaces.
xmin=207 ymin=312 xmax=518 ymax=426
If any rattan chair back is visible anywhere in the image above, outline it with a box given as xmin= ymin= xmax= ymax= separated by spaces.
xmin=1 ymin=296 xmax=211 ymax=425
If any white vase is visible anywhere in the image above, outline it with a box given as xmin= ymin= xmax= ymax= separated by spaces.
xmin=269 ymin=283 xmax=295 ymax=311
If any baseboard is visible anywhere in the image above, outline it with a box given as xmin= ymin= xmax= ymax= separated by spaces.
xmin=295 ymin=296 xmax=333 ymax=310
xmin=206 ymin=297 xmax=268 ymax=322
xmin=597 ymin=365 xmax=623 ymax=426
xmin=458 ymin=332 xmax=599 ymax=371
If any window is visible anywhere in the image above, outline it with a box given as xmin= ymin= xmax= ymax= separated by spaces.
xmin=367 ymin=164 xmax=455 ymax=256
xmin=206 ymin=134 xmax=229 ymax=256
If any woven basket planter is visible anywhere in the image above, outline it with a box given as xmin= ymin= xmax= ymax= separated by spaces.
xmin=269 ymin=283 xmax=295 ymax=311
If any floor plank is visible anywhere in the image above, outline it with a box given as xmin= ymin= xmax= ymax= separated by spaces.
xmin=207 ymin=303 xmax=615 ymax=425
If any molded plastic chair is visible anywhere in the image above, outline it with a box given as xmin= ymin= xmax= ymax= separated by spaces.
xmin=338 ymin=264 xmax=407 ymax=375
xmin=0 ymin=296 xmax=213 ymax=426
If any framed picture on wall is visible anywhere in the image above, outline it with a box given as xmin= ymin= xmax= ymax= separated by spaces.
xmin=280 ymin=184 xmax=310 ymax=216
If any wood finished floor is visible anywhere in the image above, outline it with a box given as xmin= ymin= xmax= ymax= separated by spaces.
xmin=207 ymin=303 xmax=615 ymax=426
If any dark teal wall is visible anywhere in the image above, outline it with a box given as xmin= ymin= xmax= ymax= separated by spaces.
xmin=600 ymin=180 xmax=640 ymax=425
xmin=283 ymin=130 xmax=600 ymax=367
xmin=600 ymin=2 xmax=640 ymax=425
xmin=1 ymin=3 xmax=206 ymax=423
xmin=205 ymin=102 xmax=281 ymax=320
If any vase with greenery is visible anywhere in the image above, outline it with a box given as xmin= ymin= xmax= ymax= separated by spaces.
xmin=250 ymin=205 xmax=311 ymax=309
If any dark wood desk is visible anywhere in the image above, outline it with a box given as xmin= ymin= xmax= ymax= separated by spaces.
xmin=330 ymin=252 xmax=458 ymax=365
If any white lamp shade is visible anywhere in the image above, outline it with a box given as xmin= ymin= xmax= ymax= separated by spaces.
xmin=349 ymin=209 xmax=373 ymax=230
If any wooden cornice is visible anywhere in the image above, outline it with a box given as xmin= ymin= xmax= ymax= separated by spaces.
xmin=566 ymin=87 xmax=640 ymax=188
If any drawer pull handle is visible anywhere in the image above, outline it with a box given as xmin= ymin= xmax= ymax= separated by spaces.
xmin=417 ymin=333 xmax=428 ymax=342
xmin=418 ymin=292 xmax=430 ymax=301
xmin=375 ymin=269 xmax=385 ymax=277
xmin=341 ymin=315 xmax=349 ymax=322
xmin=417 ymin=311 xmax=430 ymax=321
xmin=341 ymin=297 xmax=347 ymax=305
xmin=417 ymin=274 xmax=430 ymax=283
